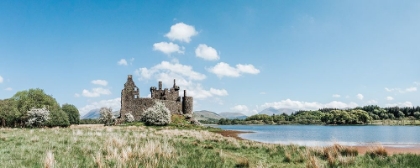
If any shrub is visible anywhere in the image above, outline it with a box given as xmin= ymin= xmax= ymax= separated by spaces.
xmin=26 ymin=107 xmax=50 ymax=127
xmin=46 ymin=109 xmax=70 ymax=127
xmin=99 ymin=107 xmax=115 ymax=126
xmin=141 ymin=101 xmax=171 ymax=126
xmin=125 ymin=113 xmax=135 ymax=123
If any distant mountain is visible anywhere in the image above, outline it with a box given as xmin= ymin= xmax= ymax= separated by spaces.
xmin=219 ymin=112 xmax=248 ymax=119
xmin=193 ymin=110 xmax=222 ymax=121
xmin=260 ymin=107 xmax=295 ymax=115
xmin=81 ymin=109 xmax=120 ymax=119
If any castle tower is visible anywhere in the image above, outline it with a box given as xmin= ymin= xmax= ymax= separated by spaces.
xmin=182 ymin=90 xmax=193 ymax=114
xmin=120 ymin=75 xmax=139 ymax=118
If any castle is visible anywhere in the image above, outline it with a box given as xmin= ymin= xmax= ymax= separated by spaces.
xmin=120 ymin=75 xmax=193 ymax=120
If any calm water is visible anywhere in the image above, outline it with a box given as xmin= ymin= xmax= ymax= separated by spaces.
xmin=217 ymin=125 xmax=420 ymax=147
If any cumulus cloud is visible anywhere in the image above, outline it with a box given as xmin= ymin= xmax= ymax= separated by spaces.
xmin=385 ymin=101 xmax=413 ymax=107
xmin=78 ymin=97 xmax=121 ymax=116
xmin=231 ymin=105 xmax=249 ymax=112
xmin=91 ymin=80 xmax=108 ymax=86
xmin=386 ymin=96 xmax=394 ymax=101
xmin=209 ymin=88 xmax=228 ymax=96
xmin=195 ymin=44 xmax=220 ymax=61
xmin=134 ymin=61 xmax=227 ymax=100
xmin=261 ymin=99 xmax=358 ymax=111
xmin=367 ymin=100 xmax=378 ymax=104
xmin=5 ymin=87 xmax=12 ymax=91
xmin=332 ymin=94 xmax=341 ymax=98
xmin=153 ymin=42 xmax=184 ymax=55
xmin=385 ymin=87 xmax=417 ymax=93
xmin=165 ymin=22 xmax=198 ymax=43
xmin=357 ymin=94 xmax=364 ymax=100
xmin=0 ymin=75 xmax=3 ymax=83
xmin=74 ymin=93 xmax=80 ymax=98
xmin=82 ymin=88 xmax=111 ymax=97
xmin=208 ymin=62 xmax=260 ymax=78
xmin=117 ymin=59 xmax=128 ymax=66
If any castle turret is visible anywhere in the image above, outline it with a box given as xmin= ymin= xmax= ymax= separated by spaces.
xmin=182 ymin=90 xmax=193 ymax=114
xmin=120 ymin=75 xmax=139 ymax=118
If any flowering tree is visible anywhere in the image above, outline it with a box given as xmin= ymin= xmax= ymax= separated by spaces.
xmin=99 ymin=107 xmax=115 ymax=126
xmin=26 ymin=107 xmax=50 ymax=127
xmin=141 ymin=101 xmax=171 ymax=126
xmin=125 ymin=113 xmax=135 ymax=123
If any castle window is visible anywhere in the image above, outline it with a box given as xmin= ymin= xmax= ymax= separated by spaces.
xmin=134 ymin=95 xmax=138 ymax=98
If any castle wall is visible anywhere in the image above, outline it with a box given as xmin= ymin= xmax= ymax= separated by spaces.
xmin=125 ymin=98 xmax=183 ymax=121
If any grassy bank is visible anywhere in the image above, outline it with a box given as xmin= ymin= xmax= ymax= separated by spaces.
xmin=1 ymin=125 xmax=420 ymax=168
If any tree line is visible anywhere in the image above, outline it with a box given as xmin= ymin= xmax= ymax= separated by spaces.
xmin=0 ymin=88 xmax=80 ymax=127
xmin=218 ymin=105 xmax=420 ymax=125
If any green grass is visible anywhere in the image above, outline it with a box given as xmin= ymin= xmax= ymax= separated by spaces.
xmin=1 ymin=125 xmax=420 ymax=168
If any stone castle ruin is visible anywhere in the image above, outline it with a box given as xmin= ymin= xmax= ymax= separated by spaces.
xmin=120 ymin=75 xmax=193 ymax=120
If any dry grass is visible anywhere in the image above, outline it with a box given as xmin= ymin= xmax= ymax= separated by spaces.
xmin=43 ymin=151 xmax=55 ymax=168
xmin=367 ymin=144 xmax=388 ymax=158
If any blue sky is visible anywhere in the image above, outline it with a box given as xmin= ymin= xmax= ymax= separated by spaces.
xmin=1 ymin=0 xmax=419 ymax=116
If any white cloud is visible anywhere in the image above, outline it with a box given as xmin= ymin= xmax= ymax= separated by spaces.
xmin=406 ymin=87 xmax=417 ymax=92
xmin=260 ymin=92 xmax=266 ymax=95
xmin=165 ymin=22 xmax=198 ymax=43
xmin=5 ymin=87 xmax=12 ymax=91
xmin=195 ymin=44 xmax=220 ymax=61
xmin=78 ymin=97 xmax=121 ymax=116
xmin=385 ymin=101 xmax=413 ymax=107
xmin=82 ymin=88 xmax=111 ymax=97
xmin=386 ymin=96 xmax=394 ymax=101
xmin=236 ymin=64 xmax=260 ymax=74
xmin=261 ymin=99 xmax=358 ymax=111
xmin=74 ymin=93 xmax=80 ymax=98
xmin=231 ymin=105 xmax=249 ymax=112
xmin=153 ymin=42 xmax=184 ymax=55
xmin=134 ymin=61 xmax=227 ymax=100
xmin=91 ymin=80 xmax=108 ymax=86
xmin=117 ymin=59 xmax=128 ymax=66
xmin=332 ymin=94 xmax=341 ymax=98
xmin=0 ymin=75 xmax=3 ymax=83
xmin=209 ymin=88 xmax=228 ymax=96
xmin=367 ymin=100 xmax=378 ymax=104
xmin=208 ymin=62 xmax=260 ymax=78
xmin=414 ymin=82 xmax=420 ymax=86
xmin=357 ymin=94 xmax=364 ymax=100
xmin=135 ymin=61 xmax=206 ymax=81
xmin=385 ymin=87 xmax=417 ymax=93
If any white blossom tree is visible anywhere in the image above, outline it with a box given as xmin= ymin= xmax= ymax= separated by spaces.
xmin=26 ymin=107 xmax=50 ymax=127
xmin=99 ymin=107 xmax=115 ymax=126
xmin=141 ymin=101 xmax=171 ymax=126
xmin=125 ymin=113 xmax=135 ymax=123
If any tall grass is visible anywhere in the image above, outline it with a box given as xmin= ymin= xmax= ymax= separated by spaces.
xmin=1 ymin=125 xmax=419 ymax=167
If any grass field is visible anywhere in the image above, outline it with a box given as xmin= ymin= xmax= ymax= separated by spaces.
xmin=1 ymin=124 xmax=420 ymax=168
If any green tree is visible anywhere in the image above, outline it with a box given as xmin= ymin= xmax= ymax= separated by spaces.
xmin=62 ymin=104 xmax=80 ymax=125
xmin=46 ymin=109 xmax=70 ymax=127
xmin=0 ymin=99 xmax=20 ymax=127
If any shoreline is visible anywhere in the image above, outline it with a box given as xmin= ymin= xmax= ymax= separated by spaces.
xmin=216 ymin=130 xmax=420 ymax=155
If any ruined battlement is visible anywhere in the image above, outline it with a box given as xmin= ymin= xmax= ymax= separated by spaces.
xmin=120 ymin=75 xmax=193 ymax=120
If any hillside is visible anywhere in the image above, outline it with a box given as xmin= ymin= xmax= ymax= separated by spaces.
xmin=81 ymin=109 xmax=120 ymax=119
xmin=219 ymin=112 xmax=247 ymax=119
xmin=260 ymin=107 xmax=295 ymax=115
xmin=193 ymin=110 xmax=222 ymax=121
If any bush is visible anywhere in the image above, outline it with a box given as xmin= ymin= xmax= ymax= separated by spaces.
xmin=141 ymin=101 xmax=171 ymax=126
xmin=26 ymin=107 xmax=50 ymax=127
xmin=99 ymin=107 xmax=115 ymax=126
xmin=62 ymin=104 xmax=80 ymax=125
xmin=125 ymin=113 xmax=135 ymax=123
xmin=47 ymin=110 xmax=70 ymax=127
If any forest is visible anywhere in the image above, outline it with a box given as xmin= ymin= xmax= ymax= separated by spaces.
xmin=0 ymin=88 xmax=80 ymax=127
xmin=218 ymin=105 xmax=420 ymax=125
